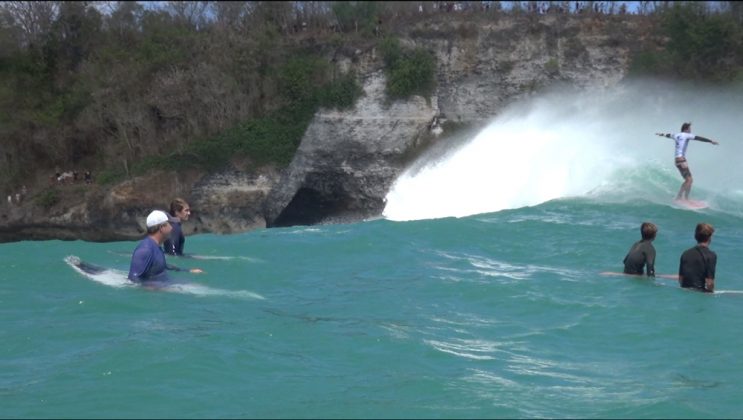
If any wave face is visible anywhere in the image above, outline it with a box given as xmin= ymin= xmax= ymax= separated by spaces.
xmin=384 ymin=80 xmax=743 ymax=221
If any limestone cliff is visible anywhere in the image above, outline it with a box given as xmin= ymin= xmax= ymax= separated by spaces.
xmin=262 ymin=14 xmax=643 ymax=227
xmin=0 ymin=14 xmax=648 ymax=242
xmin=0 ymin=169 xmax=279 ymax=242
xmin=263 ymin=69 xmax=437 ymax=227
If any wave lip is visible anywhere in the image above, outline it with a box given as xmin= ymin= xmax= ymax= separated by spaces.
xmin=384 ymin=120 xmax=615 ymax=221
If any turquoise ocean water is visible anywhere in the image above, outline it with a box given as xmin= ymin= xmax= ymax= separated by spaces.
xmin=3 ymin=196 xmax=743 ymax=418
xmin=3 ymin=84 xmax=743 ymax=418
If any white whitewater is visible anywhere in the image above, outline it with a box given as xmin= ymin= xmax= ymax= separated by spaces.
xmin=384 ymin=81 xmax=743 ymax=221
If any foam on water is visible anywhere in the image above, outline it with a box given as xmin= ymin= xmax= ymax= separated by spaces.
xmin=64 ymin=255 xmax=265 ymax=300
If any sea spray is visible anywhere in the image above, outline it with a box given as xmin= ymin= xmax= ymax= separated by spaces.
xmin=384 ymin=80 xmax=743 ymax=221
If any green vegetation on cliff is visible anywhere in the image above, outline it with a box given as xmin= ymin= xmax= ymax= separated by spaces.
xmin=1 ymin=1 xmax=742 ymax=195
xmin=0 ymin=1 xmax=372 ymax=190
xmin=380 ymin=36 xmax=436 ymax=100
xmin=630 ymin=2 xmax=743 ymax=81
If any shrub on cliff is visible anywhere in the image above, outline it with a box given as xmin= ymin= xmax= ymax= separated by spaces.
xmin=629 ymin=2 xmax=743 ymax=81
xmin=278 ymin=56 xmax=329 ymax=104
xmin=35 ymin=189 xmax=59 ymax=210
xmin=318 ymin=72 xmax=364 ymax=110
xmin=380 ymin=36 xmax=436 ymax=101
xmin=332 ymin=1 xmax=379 ymax=35
xmin=142 ymin=62 xmax=364 ymax=171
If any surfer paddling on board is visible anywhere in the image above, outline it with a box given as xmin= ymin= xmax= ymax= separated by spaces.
xmin=655 ymin=122 xmax=719 ymax=202
xmin=128 ymin=210 xmax=203 ymax=283
xmin=623 ymin=222 xmax=657 ymax=277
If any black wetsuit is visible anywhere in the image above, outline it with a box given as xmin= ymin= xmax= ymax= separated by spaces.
xmin=679 ymin=245 xmax=716 ymax=292
xmin=163 ymin=220 xmax=185 ymax=256
xmin=623 ymin=240 xmax=656 ymax=276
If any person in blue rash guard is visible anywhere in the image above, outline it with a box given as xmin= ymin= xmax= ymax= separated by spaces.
xmin=163 ymin=198 xmax=191 ymax=256
xmin=128 ymin=210 xmax=202 ymax=283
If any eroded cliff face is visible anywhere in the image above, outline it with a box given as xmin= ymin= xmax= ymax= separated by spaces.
xmin=0 ymin=169 xmax=279 ymax=242
xmin=0 ymin=15 xmax=645 ymax=242
xmin=263 ymin=70 xmax=437 ymax=227
xmin=262 ymin=14 xmax=642 ymax=227
xmin=414 ymin=14 xmax=639 ymax=122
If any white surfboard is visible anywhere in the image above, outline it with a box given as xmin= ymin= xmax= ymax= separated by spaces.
xmin=599 ymin=271 xmax=742 ymax=295
xmin=107 ymin=250 xmax=258 ymax=262
xmin=673 ymin=199 xmax=709 ymax=210
xmin=65 ymin=256 xmax=265 ymax=300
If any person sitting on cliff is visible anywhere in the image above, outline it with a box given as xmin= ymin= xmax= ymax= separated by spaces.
xmin=128 ymin=210 xmax=202 ymax=283
xmin=163 ymin=198 xmax=192 ymax=257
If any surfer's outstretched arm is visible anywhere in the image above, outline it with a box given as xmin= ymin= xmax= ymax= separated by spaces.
xmin=166 ymin=263 xmax=184 ymax=272
xmin=693 ymin=135 xmax=719 ymax=145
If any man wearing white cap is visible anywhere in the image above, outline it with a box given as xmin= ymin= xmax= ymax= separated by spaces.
xmin=128 ymin=210 xmax=202 ymax=282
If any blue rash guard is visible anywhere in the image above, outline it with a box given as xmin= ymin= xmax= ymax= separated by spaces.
xmin=128 ymin=237 xmax=171 ymax=282
xmin=163 ymin=220 xmax=185 ymax=256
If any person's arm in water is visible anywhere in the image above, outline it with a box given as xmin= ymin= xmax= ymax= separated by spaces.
xmin=645 ymin=246 xmax=656 ymax=277
xmin=705 ymin=251 xmax=717 ymax=293
xmin=165 ymin=262 xmax=203 ymax=274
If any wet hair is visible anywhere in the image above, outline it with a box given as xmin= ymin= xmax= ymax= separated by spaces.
xmin=681 ymin=122 xmax=691 ymax=132
xmin=641 ymin=222 xmax=657 ymax=240
xmin=694 ymin=223 xmax=715 ymax=243
xmin=169 ymin=198 xmax=189 ymax=217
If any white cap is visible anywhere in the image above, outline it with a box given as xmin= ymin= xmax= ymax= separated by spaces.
xmin=146 ymin=210 xmax=174 ymax=228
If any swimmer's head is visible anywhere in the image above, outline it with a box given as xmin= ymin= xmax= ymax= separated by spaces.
xmin=641 ymin=222 xmax=657 ymax=240
xmin=694 ymin=223 xmax=714 ymax=243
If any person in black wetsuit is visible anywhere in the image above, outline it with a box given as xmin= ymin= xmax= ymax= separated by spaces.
xmin=679 ymin=223 xmax=717 ymax=293
xmin=623 ymin=222 xmax=657 ymax=277
xmin=164 ymin=198 xmax=191 ymax=256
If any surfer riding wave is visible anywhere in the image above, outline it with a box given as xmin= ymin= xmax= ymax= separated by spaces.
xmin=656 ymin=122 xmax=719 ymax=202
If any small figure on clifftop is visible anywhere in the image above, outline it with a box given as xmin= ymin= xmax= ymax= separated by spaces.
xmin=655 ymin=122 xmax=719 ymax=202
